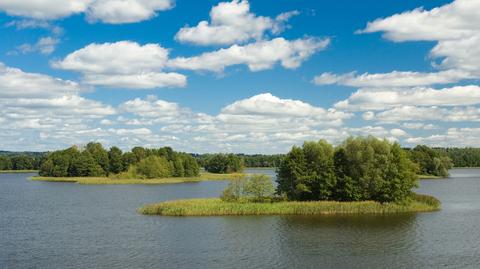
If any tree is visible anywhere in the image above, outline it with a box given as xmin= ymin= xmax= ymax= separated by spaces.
xmin=204 ymin=154 xmax=244 ymax=173
xmin=221 ymin=174 xmax=248 ymax=202
xmin=183 ymin=155 xmax=200 ymax=177
xmin=135 ymin=156 xmax=173 ymax=179
xmin=333 ymin=137 xmax=418 ymax=202
xmin=0 ymin=156 xmax=13 ymax=170
xmin=85 ymin=142 xmax=109 ymax=176
xmin=409 ymin=145 xmax=452 ymax=177
xmin=245 ymin=174 xmax=275 ymax=202
xmin=108 ymin=146 xmax=124 ymax=174
xmin=69 ymin=151 xmax=105 ymax=177
xmin=11 ymin=156 xmax=34 ymax=170
xmin=172 ymin=156 xmax=185 ymax=177
xmin=276 ymin=146 xmax=307 ymax=200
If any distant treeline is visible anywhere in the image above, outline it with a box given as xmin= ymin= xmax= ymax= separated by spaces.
xmin=194 ymin=154 xmax=284 ymax=168
xmin=435 ymin=148 xmax=480 ymax=168
xmin=0 ymin=155 xmax=43 ymax=170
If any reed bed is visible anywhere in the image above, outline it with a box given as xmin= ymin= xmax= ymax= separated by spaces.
xmin=30 ymin=172 xmax=243 ymax=185
xmin=139 ymin=194 xmax=440 ymax=216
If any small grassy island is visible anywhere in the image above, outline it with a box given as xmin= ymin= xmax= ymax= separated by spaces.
xmin=141 ymin=137 xmax=442 ymax=216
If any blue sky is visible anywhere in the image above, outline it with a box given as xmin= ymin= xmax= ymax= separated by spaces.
xmin=0 ymin=0 xmax=479 ymax=153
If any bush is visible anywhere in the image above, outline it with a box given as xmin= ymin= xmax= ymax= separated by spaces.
xmin=220 ymin=174 xmax=275 ymax=202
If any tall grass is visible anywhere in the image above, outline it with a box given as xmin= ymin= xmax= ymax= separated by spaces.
xmin=139 ymin=193 xmax=441 ymax=216
xmin=30 ymin=172 xmax=244 ymax=185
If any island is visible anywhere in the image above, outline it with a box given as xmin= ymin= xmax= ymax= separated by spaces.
xmin=140 ymin=137 xmax=441 ymax=216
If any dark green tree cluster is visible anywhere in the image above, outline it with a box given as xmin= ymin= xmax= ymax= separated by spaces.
xmin=39 ymin=142 xmax=199 ymax=178
xmin=204 ymin=153 xmax=244 ymax=173
xmin=0 ymin=155 xmax=42 ymax=170
xmin=277 ymin=137 xmax=418 ymax=203
xmin=407 ymin=145 xmax=452 ymax=177
xmin=436 ymin=148 xmax=480 ymax=167
xmin=240 ymin=154 xmax=284 ymax=167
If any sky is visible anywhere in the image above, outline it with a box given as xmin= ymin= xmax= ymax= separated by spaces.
xmin=0 ymin=0 xmax=479 ymax=153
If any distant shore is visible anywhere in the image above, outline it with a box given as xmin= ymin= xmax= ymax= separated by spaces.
xmin=139 ymin=193 xmax=440 ymax=216
xmin=30 ymin=172 xmax=245 ymax=185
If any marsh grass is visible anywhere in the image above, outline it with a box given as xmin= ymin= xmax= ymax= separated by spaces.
xmin=418 ymin=174 xmax=446 ymax=180
xmin=139 ymin=193 xmax=441 ymax=216
xmin=0 ymin=170 xmax=38 ymax=173
xmin=30 ymin=172 xmax=245 ymax=185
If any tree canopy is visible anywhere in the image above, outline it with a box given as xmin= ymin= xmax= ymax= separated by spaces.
xmin=407 ymin=145 xmax=452 ymax=177
xmin=277 ymin=137 xmax=419 ymax=203
xmin=204 ymin=153 xmax=244 ymax=173
xmin=38 ymin=143 xmax=199 ymax=178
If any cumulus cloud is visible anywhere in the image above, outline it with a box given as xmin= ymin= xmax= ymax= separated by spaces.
xmin=175 ymin=0 xmax=299 ymax=46
xmin=313 ymin=69 xmax=471 ymax=88
xmin=335 ymin=85 xmax=480 ymax=111
xmin=406 ymin=128 xmax=480 ymax=147
xmin=52 ymin=41 xmax=186 ymax=89
xmin=169 ymin=37 xmax=330 ymax=72
xmin=0 ymin=62 xmax=84 ymax=98
xmin=368 ymin=106 xmax=480 ymax=123
xmin=359 ymin=0 xmax=480 ymax=76
xmin=0 ymin=0 xmax=173 ymax=23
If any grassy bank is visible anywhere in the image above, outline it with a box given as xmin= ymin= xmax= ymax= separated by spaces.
xmin=0 ymin=170 xmax=38 ymax=173
xmin=139 ymin=194 xmax=440 ymax=216
xmin=30 ymin=172 xmax=245 ymax=185
xmin=418 ymin=174 xmax=446 ymax=179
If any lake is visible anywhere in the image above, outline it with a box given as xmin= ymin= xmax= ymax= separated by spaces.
xmin=1 ymin=168 xmax=480 ymax=268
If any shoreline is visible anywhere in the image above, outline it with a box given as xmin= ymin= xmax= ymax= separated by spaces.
xmin=0 ymin=170 xmax=38 ymax=173
xmin=139 ymin=194 xmax=440 ymax=216
xmin=30 ymin=172 xmax=246 ymax=185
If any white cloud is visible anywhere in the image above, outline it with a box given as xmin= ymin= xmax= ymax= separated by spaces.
xmin=359 ymin=0 xmax=480 ymax=76
xmin=169 ymin=37 xmax=329 ymax=72
xmin=16 ymin=36 xmax=59 ymax=55
xmin=406 ymin=128 xmax=480 ymax=147
xmin=402 ymin=123 xmax=438 ymax=130
xmin=0 ymin=0 xmax=173 ymax=23
xmin=86 ymin=0 xmax=173 ymax=24
xmin=0 ymin=62 xmax=84 ymax=98
xmin=313 ymin=69 xmax=471 ymax=88
xmin=335 ymin=85 xmax=480 ymax=111
xmin=369 ymin=106 xmax=480 ymax=123
xmin=52 ymin=41 xmax=186 ymax=89
xmin=175 ymin=0 xmax=298 ymax=46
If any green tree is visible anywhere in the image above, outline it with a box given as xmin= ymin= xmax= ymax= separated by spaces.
xmin=334 ymin=137 xmax=418 ymax=202
xmin=0 ymin=156 xmax=13 ymax=170
xmin=276 ymin=146 xmax=307 ymax=200
xmin=183 ymin=155 xmax=200 ymax=177
xmin=11 ymin=156 xmax=34 ymax=170
xmin=135 ymin=156 xmax=173 ymax=179
xmin=409 ymin=145 xmax=452 ymax=177
xmin=85 ymin=142 xmax=109 ymax=175
xmin=221 ymin=174 xmax=248 ymax=202
xmin=204 ymin=154 xmax=244 ymax=173
xmin=69 ymin=151 xmax=105 ymax=177
xmin=108 ymin=146 xmax=124 ymax=174
xmin=172 ymin=156 xmax=185 ymax=177
xmin=244 ymin=174 xmax=275 ymax=202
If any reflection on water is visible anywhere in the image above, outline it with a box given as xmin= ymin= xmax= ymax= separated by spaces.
xmin=1 ymin=168 xmax=480 ymax=268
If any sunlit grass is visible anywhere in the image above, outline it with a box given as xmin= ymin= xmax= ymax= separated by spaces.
xmin=0 ymin=170 xmax=38 ymax=173
xmin=139 ymin=193 xmax=440 ymax=216
xmin=30 ymin=172 xmax=245 ymax=185
xmin=418 ymin=174 xmax=446 ymax=179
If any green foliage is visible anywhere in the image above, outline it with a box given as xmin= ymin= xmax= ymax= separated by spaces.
xmin=220 ymin=174 xmax=275 ymax=202
xmin=408 ymin=145 xmax=452 ymax=177
xmin=69 ymin=151 xmax=105 ymax=177
xmin=204 ymin=153 xmax=244 ymax=173
xmin=277 ymin=140 xmax=336 ymax=201
xmin=108 ymin=146 xmax=124 ymax=174
xmin=438 ymin=147 xmax=480 ymax=167
xmin=0 ymin=156 xmax=13 ymax=170
xmin=135 ymin=156 xmax=173 ymax=179
xmin=277 ymin=137 xmax=419 ymax=203
xmin=38 ymin=143 xmax=200 ymax=179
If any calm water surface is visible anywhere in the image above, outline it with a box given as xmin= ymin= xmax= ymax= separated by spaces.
xmin=1 ymin=168 xmax=480 ymax=268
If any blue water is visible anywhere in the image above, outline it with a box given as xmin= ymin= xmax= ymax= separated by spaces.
xmin=1 ymin=169 xmax=480 ymax=268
